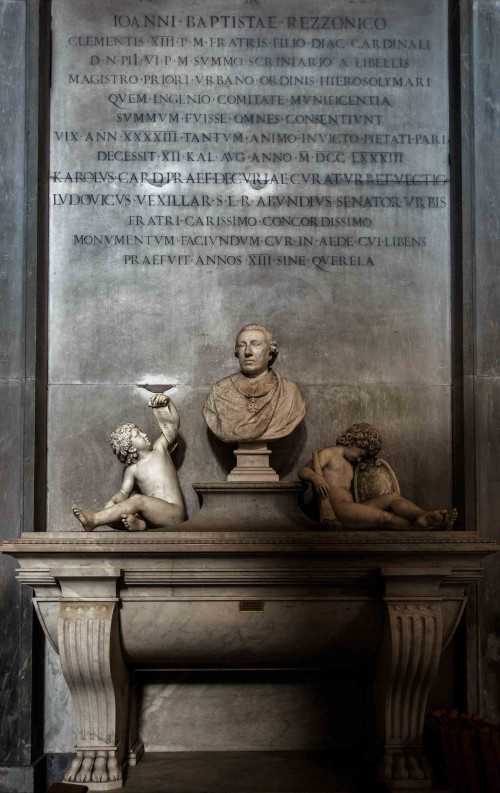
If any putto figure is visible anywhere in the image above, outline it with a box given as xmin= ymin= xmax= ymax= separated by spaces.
xmin=72 ymin=394 xmax=185 ymax=531
xmin=298 ymin=422 xmax=457 ymax=530
xmin=203 ymin=323 xmax=306 ymax=443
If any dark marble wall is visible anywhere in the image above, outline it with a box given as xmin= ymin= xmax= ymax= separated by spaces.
xmin=444 ymin=0 xmax=500 ymax=718
xmin=0 ymin=0 xmax=46 ymax=790
xmin=462 ymin=0 xmax=500 ymax=721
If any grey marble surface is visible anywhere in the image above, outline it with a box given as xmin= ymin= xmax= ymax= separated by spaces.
xmin=139 ymin=675 xmax=364 ymax=752
xmin=0 ymin=381 xmax=29 ymax=764
xmin=0 ymin=380 xmax=24 ymax=536
xmin=48 ymin=258 xmax=451 ymax=389
xmin=461 ymin=0 xmax=500 ymax=721
xmin=48 ymin=0 xmax=451 ymax=389
xmin=122 ymin=751 xmax=358 ymax=793
xmin=474 ymin=2 xmax=500 ymax=377
xmin=0 ymin=0 xmax=47 ymax=777
xmin=46 ymin=0 xmax=453 ymax=539
xmin=0 ymin=0 xmax=26 ymax=381
xmin=476 ymin=377 xmax=500 ymax=721
xmin=44 ymin=643 xmax=76 ymax=754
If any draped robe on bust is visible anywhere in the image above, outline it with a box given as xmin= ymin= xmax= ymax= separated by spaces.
xmin=203 ymin=370 xmax=306 ymax=443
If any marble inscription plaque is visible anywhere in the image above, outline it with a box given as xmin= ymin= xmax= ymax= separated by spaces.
xmin=49 ymin=0 xmax=450 ymax=385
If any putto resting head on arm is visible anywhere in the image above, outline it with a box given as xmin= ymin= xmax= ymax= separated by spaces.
xmin=203 ymin=323 xmax=306 ymax=443
xmin=299 ymin=422 xmax=457 ymax=531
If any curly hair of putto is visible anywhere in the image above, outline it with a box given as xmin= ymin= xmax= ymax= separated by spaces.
xmin=110 ymin=422 xmax=139 ymax=466
xmin=336 ymin=423 xmax=382 ymax=459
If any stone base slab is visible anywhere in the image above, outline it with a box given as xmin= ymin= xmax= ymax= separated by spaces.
xmin=179 ymin=482 xmax=315 ymax=531
xmin=83 ymin=781 xmax=123 ymax=791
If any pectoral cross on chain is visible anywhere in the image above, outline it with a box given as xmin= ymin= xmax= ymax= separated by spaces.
xmin=248 ymin=397 xmax=259 ymax=414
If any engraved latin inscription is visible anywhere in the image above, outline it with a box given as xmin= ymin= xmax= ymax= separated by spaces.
xmin=50 ymin=0 xmax=449 ymax=273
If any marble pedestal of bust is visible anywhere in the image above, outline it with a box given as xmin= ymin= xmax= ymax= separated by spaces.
xmin=227 ymin=441 xmax=279 ymax=482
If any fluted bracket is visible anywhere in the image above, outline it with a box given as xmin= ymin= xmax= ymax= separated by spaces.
xmin=377 ymin=568 xmax=449 ymax=791
xmin=55 ymin=569 xmax=130 ymax=791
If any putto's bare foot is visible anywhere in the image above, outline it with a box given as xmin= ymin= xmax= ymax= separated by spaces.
xmin=72 ymin=505 xmax=96 ymax=532
xmin=415 ymin=509 xmax=456 ymax=529
xmin=121 ymin=513 xmax=147 ymax=531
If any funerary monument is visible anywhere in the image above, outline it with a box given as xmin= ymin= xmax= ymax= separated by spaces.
xmin=1 ymin=0 xmax=500 ymax=791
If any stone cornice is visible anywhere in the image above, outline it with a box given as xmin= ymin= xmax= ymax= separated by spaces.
xmin=3 ymin=530 xmax=497 ymax=557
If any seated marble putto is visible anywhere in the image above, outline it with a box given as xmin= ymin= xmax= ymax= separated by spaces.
xmin=72 ymin=394 xmax=185 ymax=531
xmin=203 ymin=324 xmax=306 ymax=443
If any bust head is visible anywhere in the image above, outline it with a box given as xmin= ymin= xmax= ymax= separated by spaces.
xmin=234 ymin=324 xmax=279 ymax=379
xmin=203 ymin=323 xmax=305 ymax=443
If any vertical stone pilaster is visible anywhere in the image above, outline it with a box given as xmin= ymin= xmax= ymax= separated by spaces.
xmin=457 ymin=0 xmax=500 ymax=717
xmin=0 ymin=1 xmax=48 ymax=789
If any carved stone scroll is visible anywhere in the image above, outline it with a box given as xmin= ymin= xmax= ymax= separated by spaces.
xmin=57 ymin=597 xmax=129 ymax=790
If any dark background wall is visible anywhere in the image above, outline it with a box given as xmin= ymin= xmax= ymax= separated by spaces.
xmin=459 ymin=0 xmax=500 ymax=721
xmin=0 ymin=0 xmax=48 ymax=790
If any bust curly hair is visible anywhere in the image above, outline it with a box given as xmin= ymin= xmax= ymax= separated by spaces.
xmin=234 ymin=324 xmax=279 ymax=367
xmin=110 ymin=422 xmax=139 ymax=466
xmin=336 ymin=423 xmax=382 ymax=460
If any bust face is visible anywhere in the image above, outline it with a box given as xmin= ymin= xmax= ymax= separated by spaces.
xmin=235 ymin=328 xmax=271 ymax=379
